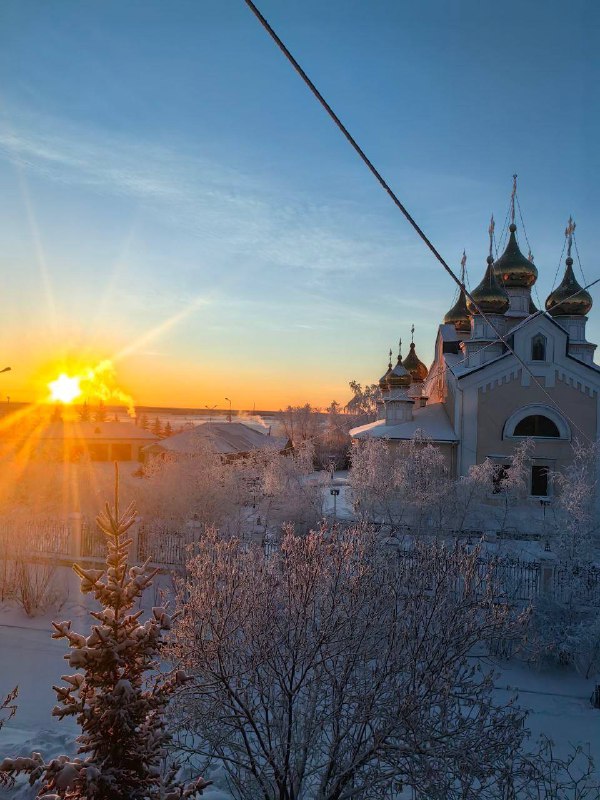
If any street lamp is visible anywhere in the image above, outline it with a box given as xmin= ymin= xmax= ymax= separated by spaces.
xmin=204 ymin=404 xmax=217 ymax=423
xmin=225 ymin=397 xmax=232 ymax=423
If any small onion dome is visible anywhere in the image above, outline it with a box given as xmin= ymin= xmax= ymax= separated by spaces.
xmin=387 ymin=358 xmax=412 ymax=389
xmin=403 ymin=342 xmax=428 ymax=383
xmin=467 ymin=256 xmax=510 ymax=315
xmin=378 ymin=360 xmax=393 ymax=392
xmin=545 ymin=257 xmax=592 ymax=317
xmin=444 ymin=288 xmax=471 ymax=333
xmin=493 ymin=223 xmax=538 ymax=288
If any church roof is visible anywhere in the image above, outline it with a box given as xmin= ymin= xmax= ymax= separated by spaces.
xmin=350 ymin=402 xmax=458 ymax=443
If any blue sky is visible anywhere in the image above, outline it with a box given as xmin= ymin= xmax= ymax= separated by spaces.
xmin=0 ymin=0 xmax=598 ymax=408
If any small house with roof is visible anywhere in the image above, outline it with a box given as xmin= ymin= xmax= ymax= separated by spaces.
xmin=143 ymin=421 xmax=290 ymax=462
xmin=28 ymin=421 xmax=160 ymax=462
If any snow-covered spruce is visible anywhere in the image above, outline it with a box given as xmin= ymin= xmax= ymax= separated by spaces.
xmin=0 ymin=467 xmax=210 ymax=800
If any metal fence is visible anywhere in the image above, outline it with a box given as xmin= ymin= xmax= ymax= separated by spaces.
xmin=0 ymin=515 xmax=599 ymax=607
xmin=138 ymin=519 xmax=190 ymax=566
xmin=81 ymin=519 xmax=106 ymax=559
xmin=0 ymin=518 xmax=71 ymax=556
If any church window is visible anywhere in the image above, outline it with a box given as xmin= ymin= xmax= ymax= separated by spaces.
xmin=531 ymin=334 xmax=546 ymax=361
xmin=514 ymin=415 xmax=560 ymax=438
xmin=531 ymin=466 xmax=549 ymax=497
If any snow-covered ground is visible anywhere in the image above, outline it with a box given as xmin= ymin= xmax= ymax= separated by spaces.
xmin=1 ymin=601 xmax=599 ymax=798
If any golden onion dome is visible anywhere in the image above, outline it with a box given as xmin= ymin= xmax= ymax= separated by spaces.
xmin=378 ymin=357 xmax=393 ymax=392
xmin=444 ymin=287 xmax=471 ymax=333
xmin=467 ymin=256 xmax=510 ymax=315
xmin=403 ymin=341 xmax=428 ymax=383
xmin=387 ymin=356 xmax=412 ymax=389
xmin=493 ymin=223 xmax=538 ymax=288
xmin=545 ymin=257 xmax=592 ymax=317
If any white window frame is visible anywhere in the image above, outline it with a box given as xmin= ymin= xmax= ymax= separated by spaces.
xmin=503 ymin=404 xmax=570 ymax=441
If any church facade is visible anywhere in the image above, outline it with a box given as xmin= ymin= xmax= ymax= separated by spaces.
xmin=350 ymin=196 xmax=599 ymax=502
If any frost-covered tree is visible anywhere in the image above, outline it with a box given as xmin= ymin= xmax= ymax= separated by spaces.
xmin=349 ymin=432 xmax=450 ymax=530
xmin=345 ymin=380 xmax=380 ymax=422
xmin=0 ymin=468 xmax=210 ymax=800
xmin=170 ymin=526 xmax=530 ymax=800
xmin=530 ymin=442 xmax=600 ymax=673
xmin=136 ymin=442 xmax=240 ymax=530
xmin=552 ymin=440 xmax=599 ymax=563
xmin=279 ymin=404 xmax=321 ymax=448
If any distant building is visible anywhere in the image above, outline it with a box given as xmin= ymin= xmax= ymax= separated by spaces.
xmin=27 ymin=421 xmax=159 ymax=462
xmin=351 ymin=183 xmax=599 ymax=501
xmin=143 ymin=421 xmax=290 ymax=461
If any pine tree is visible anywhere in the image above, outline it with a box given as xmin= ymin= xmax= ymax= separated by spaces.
xmin=151 ymin=417 xmax=162 ymax=437
xmin=94 ymin=401 xmax=108 ymax=423
xmin=79 ymin=401 xmax=91 ymax=423
xmin=163 ymin=421 xmax=173 ymax=439
xmin=140 ymin=414 xmax=149 ymax=431
xmin=0 ymin=467 xmax=210 ymax=799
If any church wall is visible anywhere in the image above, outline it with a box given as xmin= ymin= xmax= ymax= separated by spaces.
xmin=475 ymin=372 xmax=596 ymax=472
xmin=444 ymin=377 xmax=456 ymax=428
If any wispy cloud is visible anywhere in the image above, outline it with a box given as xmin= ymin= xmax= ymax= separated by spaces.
xmin=0 ymin=110 xmax=412 ymax=290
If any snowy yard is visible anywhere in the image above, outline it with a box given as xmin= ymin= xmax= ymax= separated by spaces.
xmin=1 ymin=587 xmax=600 ymax=798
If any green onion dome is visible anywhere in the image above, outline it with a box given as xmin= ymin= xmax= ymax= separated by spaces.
xmin=493 ymin=223 xmax=538 ymax=288
xmin=402 ymin=342 xmax=428 ymax=383
xmin=466 ymin=256 xmax=510 ymax=315
xmin=545 ymin=257 xmax=592 ymax=317
xmin=444 ymin=287 xmax=471 ymax=333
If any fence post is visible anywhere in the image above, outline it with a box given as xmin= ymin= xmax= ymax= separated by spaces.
xmin=540 ymin=559 xmax=554 ymax=596
xmin=186 ymin=519 xmax=202 ymax=546
xmin=129 ymin=516 xmax=142 ymax=563
xmin=69 ymin=512 xmax=83 ymax=560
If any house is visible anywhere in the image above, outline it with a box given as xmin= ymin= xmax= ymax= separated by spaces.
xmin=26 ymin=421 xmax=159 ymax=462
xmin=143 ymin=421 xmax=290 ymax=461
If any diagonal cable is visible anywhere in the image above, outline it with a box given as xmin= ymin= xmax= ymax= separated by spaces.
xmin=243 ymin=0 xmax=595 ymax=442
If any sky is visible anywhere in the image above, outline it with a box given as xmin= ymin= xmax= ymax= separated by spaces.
xmin=0 ymin=0 xmax=598 ymax=410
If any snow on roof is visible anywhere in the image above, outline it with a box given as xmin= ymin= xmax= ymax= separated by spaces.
xmin=350 ymin=402 xmax=458 ymax=442
xmin=439 ymin=323 xmax=462 ymax=342
xmin=147 ymin=421 xmax=289 ymax=456
xmin=33 ymin=421 xmax=159 ymax=441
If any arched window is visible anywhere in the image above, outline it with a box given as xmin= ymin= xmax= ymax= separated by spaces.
xmin=503 ymin=404 xmax=570 ymax=441
xmin=531 ymin=333 xmax=546 ymax=362
xmin=514 ymin=415 xmax=560 ymax=437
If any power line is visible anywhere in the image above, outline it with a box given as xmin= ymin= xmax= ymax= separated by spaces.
xmin=243 ymin=0 xmax=596 ymax=442
xmin=425 ymin=275 xmax=600 ymax=415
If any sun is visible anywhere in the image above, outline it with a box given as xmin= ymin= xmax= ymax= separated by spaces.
xmin=48 ymin=373 xmax=82 ymax=404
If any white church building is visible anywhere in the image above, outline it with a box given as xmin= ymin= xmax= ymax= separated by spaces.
xmin=351 ymin=188 xmax=599 ymax=501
